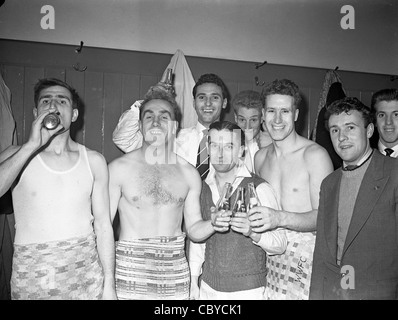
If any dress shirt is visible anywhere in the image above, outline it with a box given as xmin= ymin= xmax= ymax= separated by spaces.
xmin=378 ymin=141 xmax=398 ymax=158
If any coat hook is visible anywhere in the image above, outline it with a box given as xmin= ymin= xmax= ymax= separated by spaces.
xmin=73 ymin=62 xmax=87 ymax=72
xmin=255 ymin=61 xmax=267 ymax=69
xmin=75 ymin=41 xmax=84 ymax=54
xmin=334 ymin=66 xmax=339 ymax=71
xmin=255 ymin=76 xmax=265 ymax=86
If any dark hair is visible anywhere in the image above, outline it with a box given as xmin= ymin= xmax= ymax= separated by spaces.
xmin=232 ymin=90 xmax=263 ymax=114
xmin=261 ymin=78 xmax=302 ymax=108
xmin=371 ymin=88 xmax=398 ymax=111
xmin=139 ymin=89 xmax=182 ymax=126
xmin=326 ymin=97 xmax=374 ymax=127
xmin=34 ymin=78 xmax=80 ymax=109
xmin=208 ymin=120 xmax=245 ymax=148
xmin=192 ymin=73 xmax=228 ymax=100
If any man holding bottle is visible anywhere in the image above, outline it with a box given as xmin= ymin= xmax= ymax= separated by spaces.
xmin=189 ymin=120 xmax=286 ymax=300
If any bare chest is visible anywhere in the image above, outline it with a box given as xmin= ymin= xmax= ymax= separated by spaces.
xmin=124 ymin=164 xmax=187 ymax=207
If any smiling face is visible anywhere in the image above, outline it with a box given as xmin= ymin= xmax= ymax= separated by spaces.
xmin=234 ymin=107 xmax=263 ymax=142
xmin=328 ymin=110 xmax=374 ymax=166
xmin=140 ymin=99 xmax=177 ymax=147
xmin=374 ymin=100 xmax=398 ymax=148
xmin=263 ymin=94 xmax=298 ymax=141
xmin=33 ymin=85 xmax=78 ymax=129
xmin=194 ymin=83 xmax=227 ymax=127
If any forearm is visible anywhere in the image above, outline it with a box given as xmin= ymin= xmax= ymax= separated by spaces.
xmin=187 ymin=220 xmax=215 ymax=243
xmin=94 ymin=220 xmax=116 ymax=286
xmin=252 ymin=228 xmax=287 ymax=255
xmin=278 ymin=209 xmax=318 ymax=232
xmin=0 ymin=144 xmax=36 ymax=197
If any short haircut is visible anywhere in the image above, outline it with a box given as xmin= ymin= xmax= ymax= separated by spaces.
xmin=34 ymin=78 xmax=80 ymax=109
xmin=232 ymin=90 xmax=263 ymax=114
xmin=208 ymin=120 xmax=245 ymax=148
xmin=371 ymin=88 xmax=398 ymax=111
xmin=326 ymin=97 xmax=374 ymax=128
xmin=192 ymin=73 xmax=228 ymax=100
xmin=139 ymin=89 xmax=182 ymax=125
xmin=261 ymin=78 xmax=302 ymax=108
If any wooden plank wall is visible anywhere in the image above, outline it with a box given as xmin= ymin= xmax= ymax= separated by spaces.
xmin=1 ymin=39 xmax=396 ymax=164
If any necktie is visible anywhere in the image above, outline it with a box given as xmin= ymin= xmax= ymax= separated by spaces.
xmin=196 ymin=129 xmax=210 ymax=180
xmin=385 ymin=148 xmax=394 ymax=157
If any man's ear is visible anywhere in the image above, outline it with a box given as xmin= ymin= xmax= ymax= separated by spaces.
xmin=222 ymin=98 xmax=227 ymax=110
xmin=234 ymin=113 xmax=238 ymax=123
xmin=366 ymin=123 xmax=374 ymax=139
xmin=294 ymin=108 xmax=299 ymax=122
xmin=33 ymin=107 xmax=38 ymax=119
xmin=71 ymin=109 xmax=79 ymax=122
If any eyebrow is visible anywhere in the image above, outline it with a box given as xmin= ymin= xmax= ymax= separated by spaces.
xmin=142 ymin=109 xmax=173 ymax=118
xmin=39 ymin=94 xmax=71 ymax=102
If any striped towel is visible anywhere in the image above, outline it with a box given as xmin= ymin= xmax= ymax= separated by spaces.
xmin=115 ymin=233 xmax=189 ymax=300
xmin=11 ymin=232 xmax=104 ymax=300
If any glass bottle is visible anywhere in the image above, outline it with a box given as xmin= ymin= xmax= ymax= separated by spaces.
xmin=247 ymin=182 xmax=261 ymax=209
xmin=216 ymin=182 xmax=232 ymax=211
xmin=232 ymin=186 xmax=246 ymax=217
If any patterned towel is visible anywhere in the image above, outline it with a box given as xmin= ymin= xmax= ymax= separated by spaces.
xmin=266 ymin=230 xmax=315 ymax=300
xmin=115 ymin=233 xmax=189 ymax=300
xmin=11 ymin=232 xmax=103 ymax=300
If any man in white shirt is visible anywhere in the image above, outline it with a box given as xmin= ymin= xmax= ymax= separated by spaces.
xmin=370 ymin=88 xmax=398 ymax=158
xmin=232 ymin=90 xmax=272 ymax=172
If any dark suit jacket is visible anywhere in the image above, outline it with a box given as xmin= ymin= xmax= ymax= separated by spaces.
xmin=310 ymin=150 xmax=398 ymax=300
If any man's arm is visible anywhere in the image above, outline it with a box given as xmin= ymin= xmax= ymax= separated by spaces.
xmin=188 ymin=241 xmax=205 ymax=300
xmin=183 ymin=167 xmax=230 ymax=242
xmin=250 ymin=145 xmax=333 ymax=232
xmin=88 ymin=150 xmax=117 ymax=300
xmin=108 ymin=159 xmax=123 ymax=223
xmin=0 ymin=110 xmax=53 ymax=197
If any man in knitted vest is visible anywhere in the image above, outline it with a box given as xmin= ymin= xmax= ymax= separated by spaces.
xmin=189 ymin=120 xmax=286 ymax=300
xmin=310 ymin=97 xmax=398 ymax=299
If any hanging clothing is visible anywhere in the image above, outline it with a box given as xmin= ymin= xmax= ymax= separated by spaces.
xmin=0 ymin=73 xmax=16 ymax=300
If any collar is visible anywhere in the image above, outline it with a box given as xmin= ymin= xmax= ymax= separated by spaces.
xmin=195 ymin=122 xmax=207 ymax=135
xmin=342 ymin=147 xmax=373 ymax=169
xmin=378 ymin=140 xmax=398 ymax=155
xmin=205 ymin=159 xmax=251 ymax=185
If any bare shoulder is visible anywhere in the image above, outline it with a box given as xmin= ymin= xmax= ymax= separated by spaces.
xmin=255 ymin=143 xmax=273 ymax=161
xmin=304 ymin=140 xmax=329 ymax=159
xmin=175 ymin=154 xmax=201 ymax=188
xmin=85 ymin=146 xmax=107 ymax=166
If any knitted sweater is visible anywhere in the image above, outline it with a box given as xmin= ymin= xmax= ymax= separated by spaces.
xmin=200 ymin=174 xmax=267 ymax=292
xmin=337 ymin=158 xmax=371 ymax=264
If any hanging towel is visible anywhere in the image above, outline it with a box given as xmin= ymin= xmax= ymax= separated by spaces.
xmin=163 ymin=49 xmax=197 ymax=129
xmin=0 ymin=73 xmax=17 ymax=152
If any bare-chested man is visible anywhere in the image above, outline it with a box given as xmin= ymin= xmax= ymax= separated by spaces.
xmin=249 ymin=79 xmax=333 ymax=300
xmin=108 ymin=90 xmax=228 ymax=300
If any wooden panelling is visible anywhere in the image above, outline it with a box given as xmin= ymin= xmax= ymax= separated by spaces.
xmin=1 ymin=39 xmax=396 ymax=164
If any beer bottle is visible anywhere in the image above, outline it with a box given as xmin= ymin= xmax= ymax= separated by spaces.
xmin=248 ymin=182 xmax=261 ymax=209
xmin=216 ymin=182 xmax=232 ymax=211
xmin=232 ymin=186 xmax=246 ymax=217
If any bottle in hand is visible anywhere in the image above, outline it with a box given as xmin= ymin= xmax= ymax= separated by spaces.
xmin=247 ymin=182 xmax=261 ymax=209
xmin=232 ymin=186 xmax=246 ymax=217
xmin=216 ymin=182 xmax=232 ymax=211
